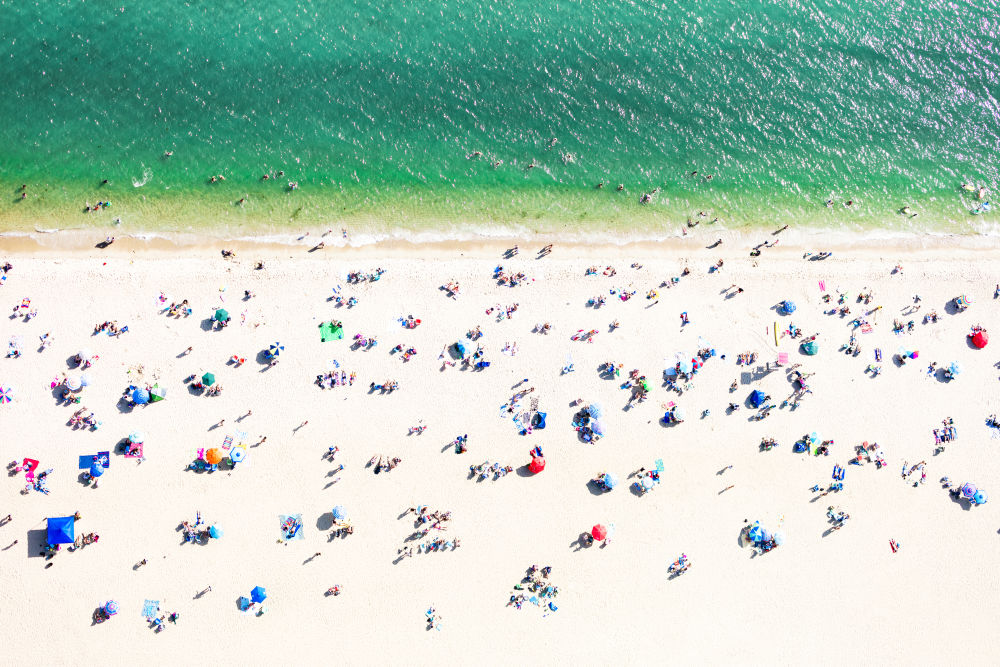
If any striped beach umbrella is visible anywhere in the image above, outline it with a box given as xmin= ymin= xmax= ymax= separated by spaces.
xmin=104 ymin=600 xmax=119 ymax=616
xmin=0 ymin=386 xmax=12 ymax=403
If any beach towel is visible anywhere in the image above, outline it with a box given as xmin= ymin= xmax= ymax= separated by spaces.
xmin=141 ymin=600 xmax=159 ymax=619
xmin=319 ymin=322 xmax=344 ymax=342
xmin=777 ymin=352 xmax=788 ymax=365
xmin=861 ymin=324 xmax=873 ymax=334
xmin=124 ymin=443 xmax=143 ymax=459
xmin=78 ymin=452 xmax=110 ymax=469
xmin=654 ymin=459 xmax=665 ymax=473
xmin=279 ymin=514 xmax=305 ymax=541
xmin=819 ymin=280 xmax=826 ymax=291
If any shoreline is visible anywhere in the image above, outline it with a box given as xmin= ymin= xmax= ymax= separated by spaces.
xmin=2 ymin=223 xmax=1000 ymax=261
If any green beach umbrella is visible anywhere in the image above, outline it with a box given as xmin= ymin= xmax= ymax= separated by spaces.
xmin=214 ymin=309 xmax=229 ymax=322
xmin=150 ymin=385 xmax=167 ymax=402
xmin=202 ymin=373 xmax=216 ymax=387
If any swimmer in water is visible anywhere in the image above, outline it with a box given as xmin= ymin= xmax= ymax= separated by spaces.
xmin=467 ymin=151 xmax=482 ymax=160
xmin=825 ymin=200 xmax=833 ymax=207
xmin=548 ymin=138 xmax=558 ymax=149
xmin=596 ymin=182 xmax=604 ymax=189
xmin=163 ymin=151 xmax=173 ymax=158
xmin=962 ymin=183 xmax=975 ymax=192
xmin=491 ymin=160 xmax=503 ymax=168
xmin=844 ymin=200 xmax=853 ymax=207
xmin=616 ymin=184 xmax=624 ymax=191
xmin=261 ymin=174 xmax=270 ymax=181
xmin=526 ymin=161 xmax=536 ymax=171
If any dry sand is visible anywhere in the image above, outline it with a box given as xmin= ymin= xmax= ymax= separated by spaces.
xmin=1 ymin=237 xmax=999 ymax=665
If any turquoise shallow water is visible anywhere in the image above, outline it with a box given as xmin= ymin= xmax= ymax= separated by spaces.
xmin=1 ymin=0 xmax=999 ymax=238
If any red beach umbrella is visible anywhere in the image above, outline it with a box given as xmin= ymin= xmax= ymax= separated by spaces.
xmin=972 ymin=331 xmax=988 ymax=349
xmin=591 ymin=524 xmax=608 ymax=541
xmin=528 ymin=457 xmax=546 ymax=474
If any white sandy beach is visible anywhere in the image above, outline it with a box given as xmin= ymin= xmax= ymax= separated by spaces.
xmin=1 ymin=235 xmax=999 ymax=665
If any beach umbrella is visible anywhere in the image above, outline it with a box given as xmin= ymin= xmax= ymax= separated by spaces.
xmin=909 ymin=351 xmax=919 ymax=359
xmin=0 ymin=386 xmax=12 ymax=404
xmin=590 ymin=419 xmax=605 ymax=436
xmin=961 ymin=483 xmax=977 ymax=499
xmin=747 ymin=522 xmax=764 ymax=543
xmin=591 ymin=524 xmax=608 ymax=541
xmin=801 ymin=340 xmax=819 ymax=355
xmin=587 ymin=402 xmax=604 ymax=419
xmin=150 ymin=386 xmax=167 ymax=402
xmin=214 ymin=308 xmax=229 ymax=322
xmin=773 ymin=530 xmax=786 ymax=546
xmin=46 ymin=516 xmax=75 ymax=545
xmin=80 ymin=373 xmax=92 ymax=387
xmin=602 ymin=473 xmax=619 ymax=490
xmin=972 ymin=331 xmax=988 ymax=349
xmin=229 ymin=446 xmax=246 ymax=463
xmin=201 ymin=372 xmax=216 ymax=387
xmin=250 ymin=586 xmax=267 ymax=603
xmin=760 ymin=527 xmax=774 ymax=542
xmin=208 ymin=525 xmax=223 ymax=539
xmin=78 ymin=349 xmax=93 ymax=362
xmin=677 ymin=358 xmax=694 ymax=375
xmin=781 ymin=300 xmax=796 ymax=314
xmin=949 ymin=361 xmax=962 ymax=377
xmin=529 ymin=457 xmax=546 ymax=474
xmin=268 ymin=343 xmax=284 ymax=358
xmin=749 ymin=390 xmax=767 ymax=408
xmin=132 ymin=388 xmax=150 ymax=405
xmin=672 ymin=406 xmax=686 ymax=421
xmin=128 ymin=431 xmax=144 ymax=444
xmin=89 ymin=462 xmax=105 ymax=478
xmin=640 ymin=476 xmax=655 ymax=491
xmin=104 ymin=600 xmax=119 ymax=616
xmin=65 ymin=376 xmax=83 ymax=391
xmin=973 ymin=490 xmax=988 ymax=505
xmin=332 ymin=506 xmax=346 ymax=520
xmin=205 ymin=448 xmax=223 ymax=465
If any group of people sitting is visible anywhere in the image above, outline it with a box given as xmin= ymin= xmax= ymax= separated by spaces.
xmin=93 ymin=320 xmax=128 ymax=336
xmin=315 ymin=370 xmax=356 ymax=389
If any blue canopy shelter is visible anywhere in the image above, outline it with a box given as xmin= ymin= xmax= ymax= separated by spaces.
xmin=47 ymin=516 xmax=75 ymax=544
xmin=749 ymin=390 xmax=767 ymax=408
xmin=250 ymin=586 xmax=267 ymax=603
xmin=801 ymin=340 xmax=819 ymax=356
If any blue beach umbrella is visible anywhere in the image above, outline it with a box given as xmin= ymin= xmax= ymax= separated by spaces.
xmin=961 ymin=483 xmax=977 ymax=499
xmin=749 ymin=390 xmax=767 ymax=408
xmin=268 ymin=342 xmax=284 ymax=358
xmin=250 ymin=586 xmax=267 ymax=603
xmin=949 ymin=361 xmax=962 ymax=377
xmin=132 ymin=389 xmax=150 ymax=405
xmin=973 ymin=490 xmax=988 ymax=505
xmin=209 ymin=525 xmax=223 ymax=539
xmin=332 ymin=506 xmax=346 ymax=521
xmin=801 ymin=340 xmax=819 ymax=355
xmin=104 ymin=600 xmax=119 ymax=616
xmin=781 ymin=300 xmax=796 ymax=314
xmin=747 ymin=522 xmax=764 ymax=543
xmin=89 ymin=462 xmax=105 ymax=478
xmin=602 ymin=473 xmax=619 ymax=490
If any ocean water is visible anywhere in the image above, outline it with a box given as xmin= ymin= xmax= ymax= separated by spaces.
xmin=1 ymin=0 xmax=999 ymax=241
